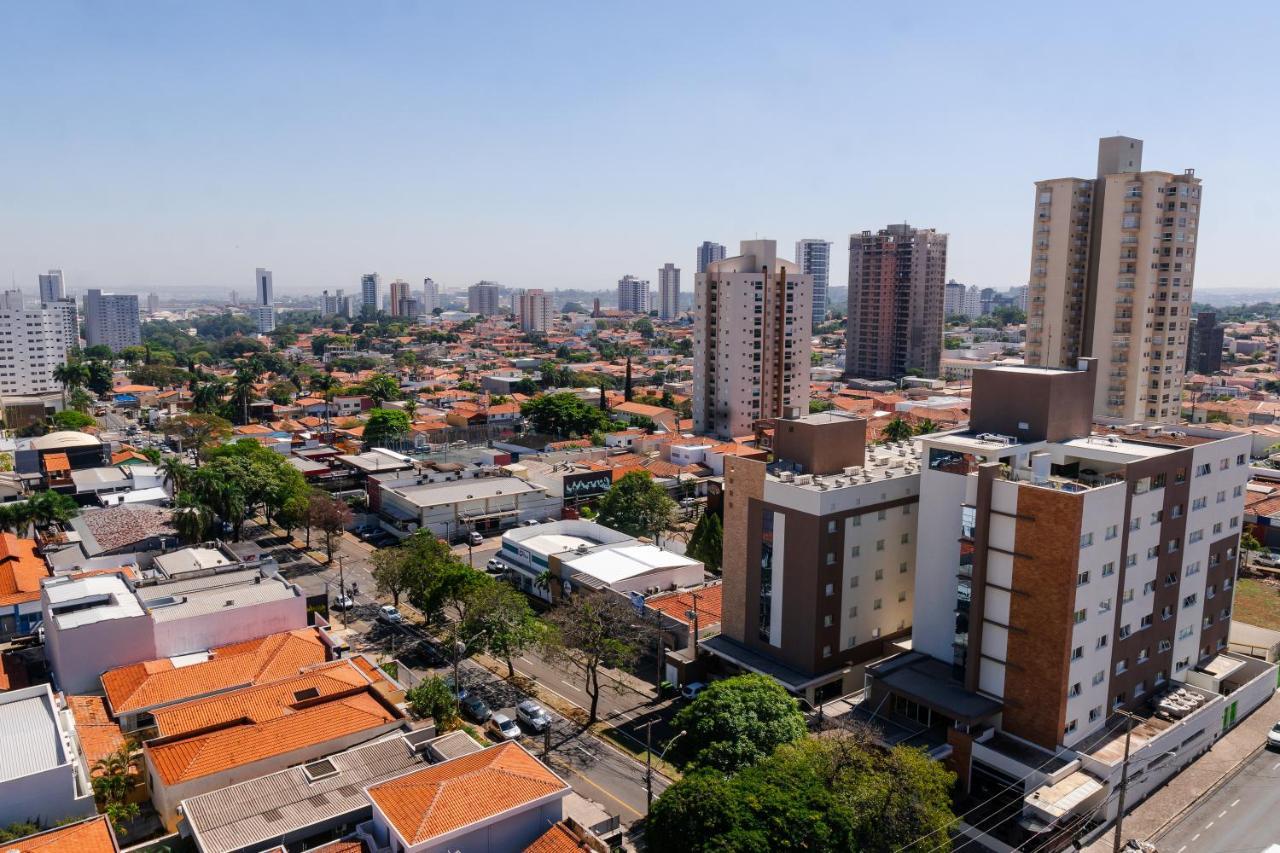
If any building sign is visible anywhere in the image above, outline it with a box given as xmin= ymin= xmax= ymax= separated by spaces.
xmin=563 ymin=470 xmax=612 ymax=499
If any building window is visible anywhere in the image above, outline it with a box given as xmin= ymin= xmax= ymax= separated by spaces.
xmin=1080 ymin=532 xmax=1094 ymax=548
xmin=1105 ymin=525 xmax=1119 ymax=541
xmin=876 ymin=539 xmax=885 ymax=552
xmin=898 ymin=590 xmax=907 ymax=602
xmin=900 ymin=532 xmax=910 ymax=544
xmin=1068 ymin=682 xmax=1082 ymax=698
xmin=823 ymin=615 xmax=833 ymax=627
xmin=825 ymin=583 xmax=834 ymax=597
xmin=1072 ymin=646 xmax=1084 ymax=661
xmin=827 ymin=520 xmax=837 ymax=533
xmin=822 ymin=645 xmax=831 ymax=658
xmin=873 ymin=598 xmax=882 ymax=610
xmin=874 ymin=568 xmax=884 ymax=581
xmin=848 ymin=605 xmax=858 ymax=617
xmin=826 ymin=552 xmax=835 ymax=565
xmin=1089 ymin=706 xmax=1102 ymax=722
xmin=1092 ymin=670 xmax=1105 ymax=686
xmin=849 ymin=575 xmax=859 ymax=588
xmin=899 ymin=562 xmax=909 ymax=574
xmin=1102 ymin=561 xmax=1116 ymax=577
xmin=1077 ymin=571 xmax=1090 ymax=586
xmin=1074 ymin=608 xmax=1088 ymax=624
xmin=1065 ymin=719 xmax=1078 ymax=735
xmin=1097 ymin=635 xmax=1109 ymax=649
xmin=851 ymin=545 xmax=860 ymax=558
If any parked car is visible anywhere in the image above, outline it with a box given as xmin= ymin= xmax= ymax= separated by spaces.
xmin=486 ymin=713 xmax=521 ymax=741
xmin=460 ymin=694 xmax=492 ymax=723
xmin=332 ymin=594 xmax=355 ymax=611
xmin=516 ymin=699 xmax=551 ymax=732
xmin=377 ymin=605 xmax=403 ymax=624
xmin=1255 ymin=552 xmax=1280 ymax=569
xmin=469 ymin=531 xmax=484 ymax=546
xmin=521 ymin=519 xmax=540 ymax=527
xmin=485 ymin=558 xmax=507 ymax=574
xmin=1268 ymin=721 xmax=1280 ymax=750
xmin=681 ymin=681 xmax=706 ymax=700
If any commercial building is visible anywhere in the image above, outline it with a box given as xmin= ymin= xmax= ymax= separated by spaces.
xmin=1025 ymin=136 xmax=1201 ymax=422
xmin=845 ymin=223 xmax=947 ymax=380
xmin=83 ymin=289 xmax=141 ymax=352
xmin=863 ymin=359 xmax=1268 ymax=841
xmin=796 ymin=238 xmax=832 ymax=327
xmin=498 ymin=520 xmax=703 ymax=602
xmin=692 ymin=239 xmax=813 ymax=440
xmin=377 ymin=475 xmax=561 ymax=541
xmin=360 ymin=273 xmax=380 ymax=313
xmin=710 ymin=412 xmax=920 ymax=703
xmin=1186 ymin=311 xmax=1225 ymax=375
xmin=255 ymin=268 xmax=273 ymax=305
xmin=616 ymin=274 xmax=649 ymax=314
xmin=696 ymin=240 xmax=726 ymax=273
xmin=516 ymin=288 xmax=553 ymax=333
xmin=0 ymin=684 xmax=97 ymax=827
xmin=0 ymin=291 xmax=72 ymax=396
xmin=144 ymin=659 xmax=406 ymax=829
xmin=658 ymin=262 xmax=681 ymax=320
xmin=38 ymin=268 xmax=65 ymax=302
xmin=468 ymin=281 xmax=501 ymax=316
xmin=42 ymin=567 xmax=309 ymax=693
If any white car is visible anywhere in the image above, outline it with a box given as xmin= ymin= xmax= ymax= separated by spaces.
xmin=469 ymin=532 xmax=484 ymax=546
xmin=516 ymin=700 xmax=551 ymax=732
xmin=332 ymin=594 xmax=355 ymax=611
xmin=1268 ymin=722 xmax=1280 ymax=750
xmin=486 ymin=713 xmax=521 ymax=741
xmin=1255 ymin=552 xmax=1280 ymax=569
xmin=377 ymin=605 xmax=403 ymax=624
xmin=681 ymin=682 xmax=706 ymax=700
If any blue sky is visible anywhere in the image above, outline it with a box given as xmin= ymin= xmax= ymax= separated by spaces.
xmin=2 ymin=2 xmax=1277 ymax=296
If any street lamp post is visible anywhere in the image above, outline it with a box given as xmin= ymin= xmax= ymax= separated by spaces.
xmin=646 ymin=721 xmax=686 ymax=813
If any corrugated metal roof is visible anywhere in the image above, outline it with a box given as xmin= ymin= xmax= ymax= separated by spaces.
xmin=181 ymin=736 xmax=425 ymax=853
xmin=0 ymin=686 xmax=63 ymax=782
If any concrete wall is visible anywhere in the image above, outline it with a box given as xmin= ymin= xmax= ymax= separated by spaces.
xmin=46 ymin=612 xmax=155 ymax=694
xmin=0 ymin=763 xmax=96 ymax=828
xmin=414 ymin=798 xmax=564 ymax=853
xmin=151 ymin=594 xmax=307 ymax=659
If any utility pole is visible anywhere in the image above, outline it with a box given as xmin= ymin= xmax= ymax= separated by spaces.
xmin=1112 ymin=710 xmax=1136 ymax=853
xmin=337 ymin=555 xmax=346 ymax=629
xmin=689 ymin=590 xmax=701 ymax=654
xmin=645 ymin=718 xmax=655 ymax=813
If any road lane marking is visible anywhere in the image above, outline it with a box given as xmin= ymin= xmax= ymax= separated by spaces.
xmin=1192 ymin=834 xmax=1200 ymax=842
xmin=1205 ymin=822 xmax=1214 ymax=829
xmin=1176 ymin=846 xmax=1186 ymax=853
xmin=1273 ymin=760 xmax=1280 ymax=771
xmin=1218 ymin=810 xmax=1227 ymax=818
xmin=1230 ymin=799 xmax=1240 ymax=807
xmin=561 ymin=679 xmax=580 ymax=690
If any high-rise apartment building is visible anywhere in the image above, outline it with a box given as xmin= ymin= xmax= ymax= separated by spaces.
xmin=0 ymin=291 xmax=72 ymax=396
xmin=516 ymin=289 xmax=553 ymax=334
xmin=44 ymin=299 xmax=78 ymax=354
xmin=147 ymin=292 xmax=160 ymax=314
xmin=943 ymin=280 xmax=967 ymax=318
xmin=657 ymin=263 xmax=681 ymax=320
xmin=711 ymin=412 xmax=921 ymax=703
xmin=862 ymin=360 xmax=1256 ymax=831
xmin=696 ymin=241 xmax=726 ymax=274
xmin=251 ymin=305 xmax=277 ymax=334
xmin=360 ymin=273 xmax=380 ymax=314
xmin=467 ymin=282 xmax=500 ymax=316
xmin=1185 ymin=312 xmax=1225 ymax=376
xmin=255 ymin=268 xmax=273 ymax=306
xmin=38 ymin=270 xmax=65 ymax=303
xmin=389 ymin=279 xmax=412 ymax=317
xmin=322 ymin=290 xmax=353 ymax=318
xmin=795 ymin=239 xmax=832 ymax=327
xmin=692 ymin=239 xmax=813 ymax=440
xmin=845 ymin=224 xmax=947 ymax=380
xmin=616 ymin=275 xmax=649 ymax=314
xmin=83 ymin=289 xmax=141 ymax=352
xmin=1026 ymin=136 xmax=1201 ymax=423
xmin=422 ymin=278 xmax=439 ymax=315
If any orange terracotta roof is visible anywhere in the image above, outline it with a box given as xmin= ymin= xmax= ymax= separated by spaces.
xmin=67 ymin=695 xmax=128 ymax=773
xmin=0 ymin=533 xmax=49 ymax=607
xmin=43 ymin=452 xmax=71 ymax=472
xmin=146 ymin=690 xmax=398 ymax=786
xmin=525 ymin=821 xmax=593 ymax=852
xmin=151 ymin=659 xmax=379 ymax=737
xmin=102 ymin=627 xmax=329 ymax=714
xmin=646 ymin=584 xmax=723 ymax=627
xmin=0 ymin=816 xmax=117 ymax=852
xmin=111 ymin=448 xmax=151 ymax=465
xmin=368 ymin=743 xmax=569 ymax=847
xmin=113 ymin=384 xmax=159 ymax=393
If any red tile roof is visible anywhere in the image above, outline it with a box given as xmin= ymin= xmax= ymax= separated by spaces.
xmin=0 ymin=816 xmax=117 ymax=853
xmin=368 ymin=743 xmax=569 ymax=847
xmin=524 ymin=821 xmax=595 ymax=852
xmin=0 ymin=533 xmax=48 ymax=607
xmin=67 ymin=695 xmax=128 ymax=774
xmin=646 ymin=584 xmax=723 ymax=627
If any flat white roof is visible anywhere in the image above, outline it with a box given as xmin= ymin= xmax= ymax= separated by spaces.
xmin=153 ymin=547 xmax=236 ymax=576
xmin=564 ymin=544 xmax=698 ymax=585
xmin=44 ymin=574 xmax=146 ymax=629
xmin=521 ymin=533 xmax=601 ymax=556
xmin=390 ymin=477 xmax=545 ymax=508
xmin=0 ymin=686 xmax=64 ymax=782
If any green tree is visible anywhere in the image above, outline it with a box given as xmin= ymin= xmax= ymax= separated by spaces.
xmin=596 ymin=471 xmax=677 ymax=542
xmin=685 ymin=511 xmax=723 ymax=572
xmin=405 ymin=675 xmax=459 ymax=729
xmin=53 ymin=360 xmax=91 ymax=409
xmin=541 ymin=593 xmax=652 ymax=724
xmin=27 ymin=490 xmax=80 ymax=529
xmin=371 ymin=544 xmax=414 ymax=608
xmin=809 ymin=399 xmax=833 ymax=414
xmin=520 ymin=392 xmax=611 ymax=437
xmin=163 ymin=413 xmax=232 ymax=467
xmin=360 ymin=373 xmax=402 ymax=405
xmin=364 ymin=408 xmax=411 ymax=448
xmin=914 ymin=417 xmax=939 ymax=436
xmin=306 ymin=491 xmax=352 ymax=561
xmin=85 ymin=359 xmax=114 ymax=395
xmin=881 ymin=416 xmax=914 ymax=443
xmin=91 ymin=742 xmax=140 ymax=836
xmin=462 ymin=581 xmax=543 ymax=678
xmin=50 ymin=409 xmax=95 ymax=430
xmin=172 ymin=492 xmax=214 ymax=544
xmin=265 ymin=380 xmax=297 ymax=405
xmin=672 ymin=674 xmax=807 ymax=772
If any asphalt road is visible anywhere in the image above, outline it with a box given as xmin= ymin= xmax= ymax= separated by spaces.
xmin=1156 ymin=747 xmax=1280 ymax=853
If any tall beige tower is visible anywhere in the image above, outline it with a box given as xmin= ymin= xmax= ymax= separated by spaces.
xmin=693 ymin=240 xmax=812 ymax=440
xmin=1026 ymin=137 xmax=1201 ymax=423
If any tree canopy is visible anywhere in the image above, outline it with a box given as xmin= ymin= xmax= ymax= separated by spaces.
xmin=364 ymin=408 xmax=411 ymax=448
xmin=596 ymin=471 xmax=676 ymax=541
xmin=520 ymin=392 xmax=611 ymax=437
xmin=685 ymin=511 xmax=723 ymax=572
xmin=671 ymin=674 xmax=806 ymax=772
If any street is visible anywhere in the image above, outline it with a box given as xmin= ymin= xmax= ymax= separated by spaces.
xmin=1155 ymin=746 xmax=1280 ymax=853
xmin=243 ymin=521 xmax=673 ymax=828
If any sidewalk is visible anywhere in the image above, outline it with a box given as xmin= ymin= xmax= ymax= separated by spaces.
xmin=1083 ymin=688 xmax=1280 ymax=851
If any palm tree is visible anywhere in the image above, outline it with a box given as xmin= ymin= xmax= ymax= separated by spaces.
xmin=881 ymin=416 xmax=914 ymax=443
xmin=360 ymin=373 xmax=400 ymax=406
xmin=913 ymin=418 xmax=939 ymax=436
xmin=27 ymin=490 xmax=79 ymax=529
xmin=52 ymin=360 xmax=90 ymax=409
xmin=311 ymin=373 xmax=341 ymax=437
xmin=159 ymin=457 xmax=193 ymax=494
xmin=231 ymin=369 xmax=258 ymax=426
xmin=192 ymin=378 xmax=227 ymax=415
xmin=534 ymin=569 xmax=553 ymax=597
xmin=172 ymin=492 xmax=213 ymax=544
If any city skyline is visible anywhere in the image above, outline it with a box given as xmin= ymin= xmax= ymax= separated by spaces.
xmin=2 ymin=4 xmax=1276 ymax=296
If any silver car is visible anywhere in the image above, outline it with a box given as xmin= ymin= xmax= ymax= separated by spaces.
xmin=516 ymin=699 xmax=551 ymax=732
xmin=486 ymin=712 xmax=520 ymax=741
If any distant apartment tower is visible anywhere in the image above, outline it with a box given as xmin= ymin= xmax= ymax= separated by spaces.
xmin=876 ymin=360 xmax=1251 ymax=801
xmin=147 ymin=292 xmax=160 ymax=314
xmin=516 ymin=289 xmax=553 ymax=334
xmin=617 ymin=275 xmax=649 ymax=314
xmin=795 ymin=239 xmax=832 ymax=327
xmin=658 ymin=263 xmax=681 ymax=320
xmin=360 ymin=273 xmax=380 ymax=314
xmin=255 ymin=268 xmax=273 ymax=306
xmin=693 ymin=239 xmax=813 ymax=440
xmin=1186 ymin=312 xmax=1225 ymax=375
xmin=83 ymin=289 xmax=141 ymax=352
xmin=44 ymin=300 xmax=78 ymax=354
xmin=0 ymin=291 xmax=72 ymax=396
xmin=251 ymin=305 xmax=276 ymax=334
xmin=943 ymin=280 xmax=966 ymax=317
xmin=845 ymin=224 xmax=947 ymax=380
xmin=38 ymin=269 xmax=65 ymax=303
xmin=1026 ymin=136 xmax=1201 ymax=422
xmin=714 ymin=412 xmax=920 ymax=702
xmin=388 ymin=279 xmax=412 ymax=317
xmin=696 ymin=241 xmax=726 ymax=274
xmin=322 ymin=289 xmax=352 ymax=318
xmin=468 ymin=281 xmax=500 ymax=316
xmin=422 ymin=278 xmax=439 ymax=315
